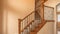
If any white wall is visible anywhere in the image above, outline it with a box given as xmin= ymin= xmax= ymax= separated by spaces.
xmin=3 ymin=8 xmax=22 ymax=34
xmin=3 ymin=9 xmax=7 ymax=34
xmin=37 ymin=22 xmax=54 ymax=34
xmin=3 ymin=8 xmax=21 ymax=34
xmin=7 ymin=10 xmax=20 ymax=34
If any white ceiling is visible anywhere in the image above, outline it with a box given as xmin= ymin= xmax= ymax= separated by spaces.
xmin=7 ymin=0 xmax=35 ymax=12
xmin=6 ymin=0 xmax=35 ymax=19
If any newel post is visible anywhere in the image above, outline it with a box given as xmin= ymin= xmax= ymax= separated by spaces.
xmin=18 ymin=19 xmax=22 ymax=34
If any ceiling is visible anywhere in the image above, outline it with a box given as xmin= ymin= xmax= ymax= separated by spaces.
xmin=7 ymin=0 xmax=35 ymax=12
xmin=6 ymin=0 xmax=35 ymax=19
xmin=44 ymin=0 xmax=60 ymax=7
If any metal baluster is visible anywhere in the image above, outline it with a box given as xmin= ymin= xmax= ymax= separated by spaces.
xmin=23 ymin=20 xmax=25 ymax=30
xmin=27 ymin=17 xmax=28 ymax=26
xmin=29 ymin=24 xmax=31 ymax=34
xmin=26 ymin=27 xmax=29 ymax=34
xmin=29 ymin=14 xmax=31 ymax=23
xmin=25 ymin=18 xmax=27 ymax=27
xmin=23 ymin=20 xmax=25 ymax=29
xmin=35 ymin=20 xmax=39 ymax=28
xmin=29 ymin=24 xmax=32 ymax=31
xmin=21 ymin=21 xmax=24 ymax=30
xmin=23 ymin=29 xmax=26 ymax=34
xmin=30 ymin=14 xmax=32 ymax=22
xmin=24 ymin=19 xmax=25 ymax=29
xmin=31 ymin=13 xmax=33 ymax=21
xmin=32 ymin=13 xmax=35 ymax=20
xmin=27 ymin=27 xmax=30 ymax=34
xmin=21 ymin=32 xmax=23 ymax=34
xmin=24 ymin=18 xmax=27 ymax=28
xmin=31 ymin=21 xmax=36 ymax=31
xmin=29 ymin=22 xmax=33 ymax=31
xmin=28 ymin=16 xmax=29 ymax=24
xmin=23 ymin=30 xmax=24 ymax=34
xmin=27 ymin=16 xmax=30 ymax=24
xmin=21 ymin=22 xmax=22 ymax=31
xmin=25 ymin=28 xmax=27 ymax=34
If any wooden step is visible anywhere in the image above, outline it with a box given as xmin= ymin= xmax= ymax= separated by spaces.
xmin=30 ymin=31 xmax=37 ymax=34
xmin=44 ymin=0 xmax=48 ymax=2
xmin=31 ymin=20 xmax=46 ymax=32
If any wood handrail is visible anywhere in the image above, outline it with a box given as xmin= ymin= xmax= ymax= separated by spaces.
xmin=44 ymin=0 xmax=48 ymax=2
xmin=57 ymin=12 xmax=60 ymax=14
xmin=21 ymin=11 xmax=35 ymax=21
xmin=36 ymin=0 xmax=45 ymax=4
xmin=46 ymin=20 xmax=55 ymax=22
xmin=21 ymin=20 xmax=34 ymax=32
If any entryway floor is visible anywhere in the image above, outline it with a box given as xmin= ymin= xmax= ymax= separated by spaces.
xmin=58 ymin=31 xmax=60 ymax=34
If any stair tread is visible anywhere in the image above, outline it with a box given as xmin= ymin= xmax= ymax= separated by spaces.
xmin=30 ymin=31 xmax=36 ymax=34
xmin=31 ymin=22 xmax=45 ymax=32
xmin=31 ymin=27 xmax=40 ymax=32
xmin=30 ymin=26 xmax=40 ymax=32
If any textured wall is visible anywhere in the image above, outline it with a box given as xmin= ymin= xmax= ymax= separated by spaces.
xmin=37 ymin=22 xmax=54 ymax=34
xmin=44 ymin=6 xmax=54 ymax=20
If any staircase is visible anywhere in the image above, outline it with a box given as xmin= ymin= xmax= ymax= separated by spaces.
xmin=18 ymin=11 xmax=46 ymax=34
xmin=18 ymin=0 xmax=48 ymax=34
